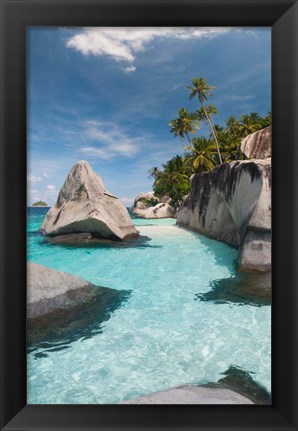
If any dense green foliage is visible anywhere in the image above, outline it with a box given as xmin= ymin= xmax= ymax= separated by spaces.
xmin=32 ymin=201 xmax=48 ymax=207
xmin=150 ymin=77 xmax=271 ymax=204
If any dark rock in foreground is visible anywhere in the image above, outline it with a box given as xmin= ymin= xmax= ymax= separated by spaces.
xmin=27 ymin=262 xmax=101 ymax=319
xmin=27 ymin=263 xmax=131 ymax=353
xmin=196 ymin=271 xmax=271 ymax=307
xmin=43 ymin=232 xmax=154 ymax=248
xmin=44 ymin=232 xmax=93 ymax=244
xmin=122 ymin=385 xmax=253 ymax=404
xmin=213 ymin=365 xmax=271 ymax=405
xmin=41 ymin=160 xmax=139 ymax=241
xmin=122 ymin=365 xmax=271 ymax=405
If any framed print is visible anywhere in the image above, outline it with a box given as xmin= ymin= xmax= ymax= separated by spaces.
xmin=0 ymin=0 xmax=297 ymax=430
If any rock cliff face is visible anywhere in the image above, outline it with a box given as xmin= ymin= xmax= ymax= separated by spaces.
xmin=240 ymin=126 xmax=271 ymax=159
xmin=41 ymin=161 xmax=139 ymax=241
xmin=177 ymin=158 xmax=271 ymax=272
xmin=131 ymin=192 xmax=174 ymax=218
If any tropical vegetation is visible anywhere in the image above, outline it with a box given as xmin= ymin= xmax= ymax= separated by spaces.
xmin=149 ymin=77 xmax=271 ymax=204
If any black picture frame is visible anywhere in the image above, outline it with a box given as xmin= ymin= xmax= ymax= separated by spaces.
xmin=0 ymin=0 xmax=297 ymax=430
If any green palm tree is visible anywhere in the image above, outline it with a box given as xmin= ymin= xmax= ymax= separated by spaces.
xmin=226 ymin=115 xmax=241 ymax=138
xmin=166 ymin=155 xmax=189 ymax=174
xmin=238 ymin=113 xmax=262 ymax=137
xmin=156 ymin=158 xmax=189 ymax=201
xmin=187 ymin=77 xmax=215 ymax=103
xmin=260 ymin=112 xmax=271 ymax=128
xmin=195 ymin=105 xmax=220 ymax=139
xmin=216 ymin=129 xmax=239 ymax=162
xmin=184 ymin=137 xmax=217 ymax=173
xmin=169 ymin=107 xmax=199 ymax=143
xmin=187 ymin=78 xmax=223 ymax=163
xmin=148 ymin=166 xmax=161 ymax=180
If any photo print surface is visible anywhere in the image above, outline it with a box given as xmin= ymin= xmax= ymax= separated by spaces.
xmin=27 ymin=27 xmax=271 ymax=405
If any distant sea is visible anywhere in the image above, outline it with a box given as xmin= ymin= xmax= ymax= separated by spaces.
xmin=27 ymin=207 xmax=271 ymax=404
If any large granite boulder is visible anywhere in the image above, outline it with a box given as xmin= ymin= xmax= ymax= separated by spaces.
xmin=28 ymin=262 xmax=105 ymax=318
xmin=131 ymin=192 xmax=158 ymax=212
xmin=137 ymin=202 xmax=175 ymax=219
xmin=177 ymin=159 xmax=271 ymax=272
xmin=131 ymin=192 xmax=174 ymax=218
xmin=240 ymin=126 xmax=271 ymax=159
xmin=41 ymin=161 xmax=139 ymax=241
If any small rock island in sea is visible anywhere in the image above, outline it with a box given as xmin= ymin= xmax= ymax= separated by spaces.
xmin=32 ymin=200 xmax=48 ymax=207
xmin=40 ymin=160 xmax=139 ymax=242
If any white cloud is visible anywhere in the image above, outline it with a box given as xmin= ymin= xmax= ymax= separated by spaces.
xmin=47 ymin=184 xmax=56 ymax=190
xmin=28 ymin=174 xmax=42 ymax=184
xmin=80 ymin=120 xmax=141 ymax=160
xmin=67 ymin=30 xmax=135 ymax=62
xmin=122 ymin=65 xmax=136 ymax=73
xmin=172 ymin=83 xmax=183 ymax=91
xmin=43 ymin=173 xmax=49 ymax=178
xmin=80 ymin=147 xmax=111 ymax=160
xmin=66 ymin=27 xmax=232 ymax=72
xmin=220 ymin=94 xmax=255 ymax=102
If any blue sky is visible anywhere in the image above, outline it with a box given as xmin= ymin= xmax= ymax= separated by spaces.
xmin=28 ymin=27 xmax=271 ymax=206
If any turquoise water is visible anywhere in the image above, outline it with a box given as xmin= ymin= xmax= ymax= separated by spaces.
xmin=27 ymin=208 xmax=271 ymax=404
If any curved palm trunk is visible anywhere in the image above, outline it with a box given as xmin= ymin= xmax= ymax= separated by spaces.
xmin=171 ymin=180 xmax=178 ymax=198
xmin=209 ymin=113 xmax=221 ymax=144
xmin=185 ymin=132 xmax=192 ymax=145
xmin=203 ymin=106 xmax=223 ymax=164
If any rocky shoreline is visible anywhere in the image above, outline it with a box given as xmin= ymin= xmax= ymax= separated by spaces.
xmin=28 ymin=127 xmax=271 ymax=404
xmin=130 ymin=127 xmax=271 ymax=274
xmin=177 ymin=158 xmax=271 ymax=272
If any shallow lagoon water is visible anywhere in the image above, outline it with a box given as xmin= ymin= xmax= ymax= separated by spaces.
xmin=27 ymin=208 xmax=271 ymax=404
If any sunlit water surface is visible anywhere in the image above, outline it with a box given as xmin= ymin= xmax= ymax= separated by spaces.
xmin=27 ymin=208 xmax=271 ymax=404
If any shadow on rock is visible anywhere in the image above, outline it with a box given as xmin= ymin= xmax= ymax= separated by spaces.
xmin=43 ymin=232 xmax=162 ymax=249
xmin=203 ymin=365 xmax=271 ymax=405
xmin=195 ymin=271 xmax=271 ymax=307
xmin=28 ymin=287 xmax=131 ymax=358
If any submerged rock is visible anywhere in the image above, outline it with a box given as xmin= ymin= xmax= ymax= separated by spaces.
xmin=40 ymin=160 xmax=139 ymax=241
xmin=27 ymin=263 xmax=131 ymax=353
xmin=28 ymin=262 xmax=103 ymax=318
xmin=240 ymin=126 xmax=271 ymax=159
xmin=45 ymin=232 xmax=93 ymax=245
xmin=213 ymin=365 xmax=271 ymax=405
xmin=177 ymin=158 xmax=271 ymax=272
xmin=196 ymin=271 xmax=271 ymax=306
xmin=131 ymin=191 xmax=174 ymax=218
